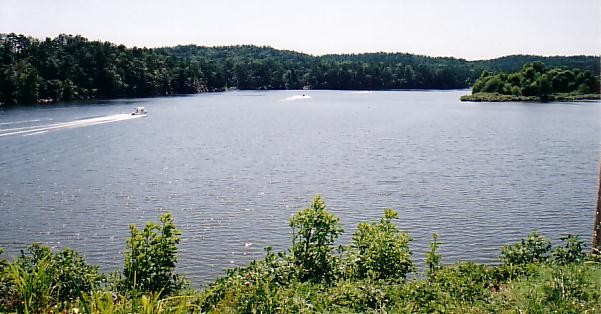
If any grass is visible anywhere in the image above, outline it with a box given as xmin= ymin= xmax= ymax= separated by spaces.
xmin=5 ymin=261 xmax=595 ymax=313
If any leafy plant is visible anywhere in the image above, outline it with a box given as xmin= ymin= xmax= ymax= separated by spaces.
xmin=1 ymin=243 xmax=104 ymax=312
xmin=289 ymin=195 xmax=343 ymax=283
xmin=552 ymin=234 xmax=586 ymax=265
xmin=8 ymin=252 xmax=53 ymax=313
xmin=50 ymin=247 xmax=104 ymax=308
xmin=3 ymin=197 xmax=601 ymax=313
xmin=431 ymin=262 xmax=494 ymax=303
xmin=0 ymin=247 xmax=5 ymax=267
xmin=425 ymin=233 xmax=442 ymax=275
xmin=0 ymin=247 xmax=15 ymax=312
xmin=500 ymin=232 xmax=551 ymax=266
xmin=122 ymin=212 xmax=187 ymax=297
xmin=350 ymin=209 xmax=414 ymax=281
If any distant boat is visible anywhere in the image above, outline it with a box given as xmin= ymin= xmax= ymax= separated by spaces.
xmin=131 ymin=107 xmax=147 ymax=115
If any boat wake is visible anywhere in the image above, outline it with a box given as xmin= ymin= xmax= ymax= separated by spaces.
xmin=0 ymin=118 xmax=52 ymax=126
xmin=283 ymin=94 xmax=312 ymax=101
xmin=0 ymin=114 xmax=144 ymax=138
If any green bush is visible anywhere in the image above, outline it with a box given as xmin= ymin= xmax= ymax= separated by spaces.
xmin=121 ymin=212 xmax=187 ymax=297
xmin=2 ymin=243 xmax=103 ymax=312
xmin=50 ymin=247 xmax=105 ymax=308
xmin=0 ymin=247 xmax=15 ymax=312
xmin=8 ymin=253 xmax=53 ymax=313
xmin=197 ymin=247 xmax=296 ymax=313
xmin=289 ymin=195 xmax=343 ymax=283
xmin=430 ymin=262 xmax=494 ymax=303
xmin=350 ymin=209 xmax=414 ymax=281
xmin=552 ymin=234 xmax=586 ymax=265
xmin=400 ymin=280 xmax=443 ymax=312
xmin=2 ymin=198 xmax=601 ymax=313
xmin=425 ymin=233 xmax=442 ymax=275
xmin=0 ymin=247 xmax=5 ymax=267
xmin=500 ymin=232 xmax=551 ymax=266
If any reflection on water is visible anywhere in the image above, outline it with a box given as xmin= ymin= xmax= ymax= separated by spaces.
xmin=0 ymin=90 xmax=599 ymax=286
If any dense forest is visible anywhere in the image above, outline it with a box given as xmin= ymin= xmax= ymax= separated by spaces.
xmin=461 ymin=61 xmax=600 ymax=101
xmin=1 ymin=33 xmax=599 ymax=105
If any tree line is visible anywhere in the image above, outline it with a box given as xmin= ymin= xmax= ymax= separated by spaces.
xmin=1 ymin=33 xmax=599 ymax=105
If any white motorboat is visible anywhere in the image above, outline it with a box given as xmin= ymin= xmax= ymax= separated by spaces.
xmin=131 ymin=107 xmax=147 ymax=115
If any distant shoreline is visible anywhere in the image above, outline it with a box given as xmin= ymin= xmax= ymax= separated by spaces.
xmin=1 ymin=33 xmax=599 ymax=106
xmin=460 ymin=92 xmax=601 ymax=102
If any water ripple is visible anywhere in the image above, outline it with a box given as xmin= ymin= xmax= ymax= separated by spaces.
xmin=0 ymin=91 xmax=599 ymax=286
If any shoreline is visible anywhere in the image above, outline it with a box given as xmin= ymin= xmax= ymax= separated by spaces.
xmin=461 ymin=92 xmax=601 ymax=102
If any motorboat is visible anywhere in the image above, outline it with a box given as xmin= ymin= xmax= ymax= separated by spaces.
xmin=131 ymin=107 xmax=147 ymax=115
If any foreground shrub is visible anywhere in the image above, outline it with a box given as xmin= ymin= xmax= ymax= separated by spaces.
xmin=2 ymin=199 xmax=601 ymax=313
xmin=289 ymin=195 xmax=343 ymax=283
xmin=552 ymin=234 xmax=586 ymax=265
xmin=50 ymin=247 xmax=105 ymax=307
xmin=8 ymin=253 xmax=53 ymax=313
xmin=195 ymin=247 xmax=296 ymax=313
xmin=0 ymin=248 xmax=11 ymax=311
xmin=3 ymin=243 xmax=103 ymax=312
xmin=350 ymin=209 xmax=414 ymax=281
xmin=121 ymin=212 xmax=187 ymax=297
xmin=500 ymin=232 xmax=551 ymax=265
xmin=431 ymin=262 xmax=494 ymax=303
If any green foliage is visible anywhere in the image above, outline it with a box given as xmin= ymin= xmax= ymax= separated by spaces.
xmin=552 ymin=234 xmax=586 ymax=265
xmin=350 ymin=209 xmax=414 ymax=281
xmin=500 ymin=232 xmax=551 ymax=266
xmin=0 ymin=247 xmax=15 ymax=312
xmin=8 ymin=253 xmax=53 ymax=313
xmin=497 ymin=264 xmax=601 ymax=312
xmin=122 ymin=212 xmax=187 ymax=297
xmin=430 ymin=262 xmax=494 ymax=303
xmin=76 ymin=290 xmax=199 ymax=314
xmin=461 ymin=91 xmax=600 ymax=102
xmin=289 ymin=195 xmax=343 ymax=282
xmin=196 ymin=246 xmax=299 ymax=313
xmin=1 ymin=33 xmax=599 ymax=105
xmin=482 ymin=76 xmax=504 ymax=93
xmin=2 ymin=199 xmax=601 ymax=313
xmin=0 ymin=247 xmax=6 ymax=270
xmin=425 ymin=233 xmax=442 ymax=275
xmin=51 ymin=248 xmax=104 ymax=307
xmin=468 ymin=61 xmax=600 ymax=100
xmin=1 ymin=243 xmax=103 ymax=312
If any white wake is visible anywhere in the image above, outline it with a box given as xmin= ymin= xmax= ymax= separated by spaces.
xmin=0 ymin=119 xmax=51 ymax=126
xmin=283 ymin=94 xmax=312 ymax=101
xmin=0 ymin=114 xmax=144 ymax=138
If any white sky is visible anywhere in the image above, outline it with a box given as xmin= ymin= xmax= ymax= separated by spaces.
xmin=1 ymin=0 xmax=600 ymax=60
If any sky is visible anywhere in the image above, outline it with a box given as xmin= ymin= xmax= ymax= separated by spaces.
xmin=1 ymin=0 xmax=600 ymax=60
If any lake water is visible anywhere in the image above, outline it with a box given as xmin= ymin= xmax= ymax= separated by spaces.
xmin=1 ymin=90 xmax=600 ymax=285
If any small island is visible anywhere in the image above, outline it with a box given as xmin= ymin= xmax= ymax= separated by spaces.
xmin=461 ymin=61 xmax=601 ymax=102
